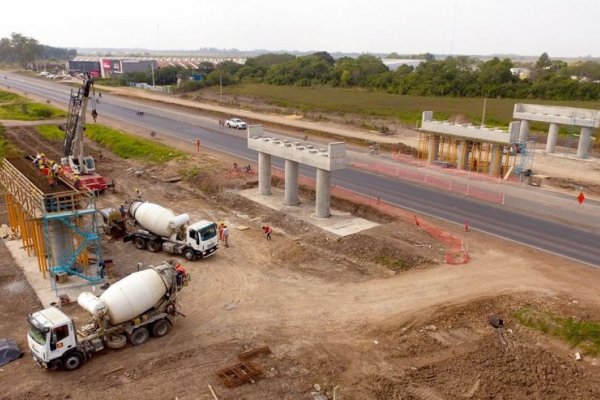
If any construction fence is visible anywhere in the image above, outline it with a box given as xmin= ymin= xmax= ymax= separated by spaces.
xmin=353 ymin=154 xmax=508 ymax=205
xmin=271 ymin=167 xmax=469 ymax=265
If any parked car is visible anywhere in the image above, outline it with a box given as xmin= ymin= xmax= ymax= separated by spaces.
xmin=225 ymin=118 xmax=247 ymax=130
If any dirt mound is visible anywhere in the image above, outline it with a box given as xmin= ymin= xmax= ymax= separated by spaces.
xmin=447 ymin=114 xmax=472 ymax=124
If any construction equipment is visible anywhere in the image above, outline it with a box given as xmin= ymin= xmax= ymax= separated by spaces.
xmin=27 ymin=261 xmax=189 ymax=371
xmin=123 ymin=200 xmax=218 ymax=261
xmin=59 ymin=73 xmax=109 ymax=192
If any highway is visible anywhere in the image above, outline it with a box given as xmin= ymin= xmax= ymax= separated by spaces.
xmin=4 ymin=73 xmax=600 ymax=267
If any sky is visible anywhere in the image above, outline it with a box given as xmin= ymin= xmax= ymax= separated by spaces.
xmin=2 ymin=0 xmax=599 ymax=57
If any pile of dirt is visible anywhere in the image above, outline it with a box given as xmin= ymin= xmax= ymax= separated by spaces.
xmin=447 ymin=114 xmax=472 ymax=124
xmin=336 ymin=294 xmax=600 ymax=399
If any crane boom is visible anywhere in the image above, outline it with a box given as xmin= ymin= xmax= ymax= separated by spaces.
xmin=62 ymin=73 xmax=98 ymax=174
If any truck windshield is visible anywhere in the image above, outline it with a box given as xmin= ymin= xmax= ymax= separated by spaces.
xmin=28 ymin=325 xmax=47 ymax=345
xmin=199 ymin=224 xmax=217 ymax=241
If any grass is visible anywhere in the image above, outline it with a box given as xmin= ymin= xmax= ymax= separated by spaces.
xmin=374 ymin=255 xmax=408 ymax=271
xmin=0 ymin=89 xmax=65 ymax=120
xmin=35 ymin=124 xmax=64 ymax=141
xmin=84 ymin=124 xmax=185 ymax=164
xmin=0 ymin=124 xmax=19 ymax=158
xmin=514 ymin=307 xmax=600 ymax=355
xmin=221 ymin=84 xmax=600 ymax=133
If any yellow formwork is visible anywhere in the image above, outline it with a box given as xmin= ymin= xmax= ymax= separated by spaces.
xmin=3 ymin=193 xmax=48 ymax=276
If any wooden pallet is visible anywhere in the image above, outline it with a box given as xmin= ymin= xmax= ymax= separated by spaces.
xmin=216 ymin=361 xmax=263 ymax=388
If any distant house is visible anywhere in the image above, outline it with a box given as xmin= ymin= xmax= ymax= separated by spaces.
xmin=510 ymin=67 xmax=531 ymax=80
xmin=382 ymin=59 xmax=426 ymax=71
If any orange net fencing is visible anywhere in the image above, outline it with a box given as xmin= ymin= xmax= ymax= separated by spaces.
xmin=272 ymin=167 xmax=469 ymax=264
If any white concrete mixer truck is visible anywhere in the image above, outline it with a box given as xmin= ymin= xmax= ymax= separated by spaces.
xmin=123 ymin=200 xmax=218 ymax=261
xmin=27 ymin=261 xmax=189 ymax=371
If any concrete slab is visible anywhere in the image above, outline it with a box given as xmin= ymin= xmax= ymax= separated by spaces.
xmin=3 ymin=239 xmax=102 ymax=308
xmin=238 ymin=187 xmax=379 ymax=236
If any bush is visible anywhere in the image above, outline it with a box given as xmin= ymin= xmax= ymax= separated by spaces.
xmin=173 ymin=80 xmax=204 ymax=94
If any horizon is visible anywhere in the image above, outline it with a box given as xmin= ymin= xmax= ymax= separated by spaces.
xmin=2 ymin=0 xmax=598 ymax=58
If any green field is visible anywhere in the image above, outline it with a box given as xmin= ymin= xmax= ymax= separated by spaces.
xmin=35 ymin=124 xmax=64 ymax=141
xmin=221 ymin=84 xmax=600 ymax=130
xmin=34 ymin=124 xmax=186 ymax=164
xmin=84 ymin=124 xmax=185 ymax=164
xmin=0 ymin=89 xmax=65 ymax=120
xmin=515 ymin=307 xmax=600 ymax=355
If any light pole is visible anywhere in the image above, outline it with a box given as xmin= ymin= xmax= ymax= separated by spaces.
xmin=219 ymin=73 xmax=223 ymax=103
xmin=151 ymin=62 xmax=155 ymax=87
xmin=481 ymin=97 xmax=487 ymax=127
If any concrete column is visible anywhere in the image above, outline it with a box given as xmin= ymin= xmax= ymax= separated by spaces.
xmin=284 ymin=159 xmax=299 ymax=206
xmin=489 ymin=144 xmax=503 ymax=177
xmin=576 ymin=127 xmax=592 ymax=159
xmin=427 ymin=135 xmax=440 ymax=163
xmin=315 ymin=168 xmax=331 ymax=218
xmin=49 ymin=221 xmax=73 ymax=268
xmin=457 ymin=140 xmax=471 ymax=170
xmin=546 ymin=123 xmax=559 ymax=153
xmin=258 ymin=152 xmax=272 ymax=196
xmin=519 ymin=120 xmax=529 ymax=142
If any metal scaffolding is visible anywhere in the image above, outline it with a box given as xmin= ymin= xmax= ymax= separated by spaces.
xmin=0 ymin=158 xmax=104 ymax=289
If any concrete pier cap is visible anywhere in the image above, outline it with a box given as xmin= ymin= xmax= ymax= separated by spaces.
xmin=421 ymin=111 xmax=518 ymax=144
xmin=513 ymin=104 xmax=600 ymax=159
xmin=247 ymin=125 xmax=347 ymax=218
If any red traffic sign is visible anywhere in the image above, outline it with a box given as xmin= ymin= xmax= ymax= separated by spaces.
xmin=577 ymin=192 xmax=586 ymax=205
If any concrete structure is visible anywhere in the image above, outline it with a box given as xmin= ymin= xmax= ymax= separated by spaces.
xmin=247 ymin=125 xmax=346 ymax=218
xmin=420 ymin=111 xmax=520 ymax=177
xmin=514 ymin=104 xmax=600 ymax=159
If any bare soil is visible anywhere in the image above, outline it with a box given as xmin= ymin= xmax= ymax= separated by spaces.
xmin=1 ymin=123 xmax=600 ymax=400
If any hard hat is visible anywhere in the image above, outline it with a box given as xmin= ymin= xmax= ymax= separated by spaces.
xmin=74 ymin=175 xmax=80 ymax=180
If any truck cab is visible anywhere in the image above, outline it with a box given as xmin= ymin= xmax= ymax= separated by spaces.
xmin=179 ymin=220 xmax=218 ymax=261
xmin=27 ymin=307 xmax=79 ymax=370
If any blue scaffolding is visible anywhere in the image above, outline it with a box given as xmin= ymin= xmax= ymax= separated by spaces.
xmin=41 ymin=195 xmax=105 ymax=294
xmin=514 ymin=141 xmax=535 ymax=176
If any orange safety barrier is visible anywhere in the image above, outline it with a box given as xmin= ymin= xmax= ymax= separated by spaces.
xmin=352 ymin=160 xmax=505 ymax=205
xmin=270 ymin=166 xmax=469 ymax=264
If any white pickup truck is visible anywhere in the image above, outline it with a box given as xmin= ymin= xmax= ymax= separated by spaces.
xmin=225 ymin=118 xmax=247 ymax=129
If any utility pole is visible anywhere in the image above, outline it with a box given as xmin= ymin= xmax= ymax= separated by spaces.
xmin=219 ymin=74 xmax=223 ymax=103
xmin=151 ymin=62 xmax=156 ymax=87
xmin=481 ymin=97 xmax=487 ymax=127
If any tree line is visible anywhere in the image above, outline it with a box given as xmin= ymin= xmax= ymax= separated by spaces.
xmin=127 ymin=51 xmax=600 ymax=101
xmin=0 ymin=33 xmax=76 ymax=67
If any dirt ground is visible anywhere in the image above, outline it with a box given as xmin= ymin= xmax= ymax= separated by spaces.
xmin=2 ymin=117 xmax=600 ymax=398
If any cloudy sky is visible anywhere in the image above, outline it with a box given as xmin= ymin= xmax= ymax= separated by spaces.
xmin=2 ymin=0 xmax=598 ymax=56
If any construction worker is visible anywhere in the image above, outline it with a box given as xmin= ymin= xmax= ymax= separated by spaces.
xmin=119 ymin=204 xmax=127 ymax=219
xmin=218 ymin=222 xmax=224 ymax=242
xmin=33 ymin=153 xmax=42 ymax=167
xmin=73 ymin=175 xmax=81 ymax=190
xmin=175 ymin=263 xmax=187 ymax=287
xmin=134 ymin=188 xmax=142 ymax=199
xmin=262 ymin=225 xmax=273 ymax=240
xmin=222 ymin=225 xmax=229 ymax=248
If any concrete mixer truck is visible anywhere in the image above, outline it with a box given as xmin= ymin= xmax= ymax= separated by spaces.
xmin=123 ymin=200 xmax=218 ymax=261
xmin=27 ymin=261 xmax=189 ymax=371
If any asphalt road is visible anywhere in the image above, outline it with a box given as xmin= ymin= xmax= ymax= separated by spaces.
xmin=4 ymin=74 xmax=600 ymax=267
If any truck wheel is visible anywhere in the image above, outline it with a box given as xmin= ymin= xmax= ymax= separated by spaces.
xmin=133 ymin=237 xmax=146 ymax=250
xmin=152 ymin=319 xmax=170 ymax=337
xmin=62 ymin=351 xmax=84 ymax=371
xmin=106 ymin=334 xmax=127 ymax=349
xmin=183 ymin=248 xmax=196 ymax=261
xmin=129 ymin=327 xmax=150 ymax=346
xmin=147 ymin=240 xmax=160 ymax=253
